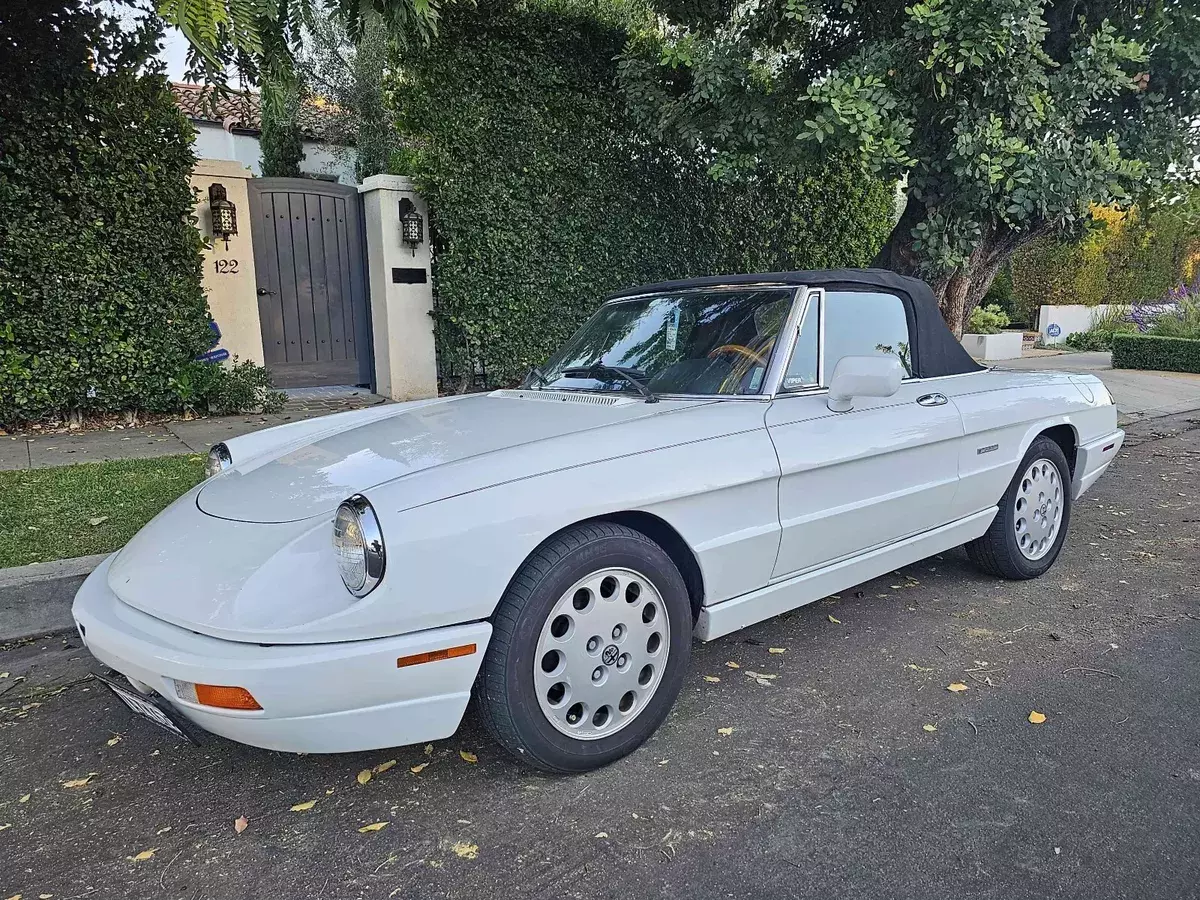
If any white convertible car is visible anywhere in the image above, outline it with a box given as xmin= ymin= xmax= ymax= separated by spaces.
xmin=74 ymin=269 xmax=1123 ymax=772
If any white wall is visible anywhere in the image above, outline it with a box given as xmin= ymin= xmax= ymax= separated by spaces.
xmin=1038 ymin=305 xmax=1102 ymax=345
xmin=189 ymin=122 xmax=358 ymax=185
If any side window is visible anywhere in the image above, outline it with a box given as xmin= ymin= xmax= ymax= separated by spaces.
xmin=781 ymin=293 xmax=819 ymax=390
xmin=823 ymin=291 xmax=912 ymax=379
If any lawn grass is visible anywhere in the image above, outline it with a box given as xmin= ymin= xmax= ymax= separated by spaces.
xmin=0 ymin=455 xmax=206 ymax=568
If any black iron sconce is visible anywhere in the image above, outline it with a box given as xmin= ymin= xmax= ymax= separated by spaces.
xmin=208 ymin=183 xmax=238 ymax=249
xmin=398 ymin=198 xmax=424 ymax=256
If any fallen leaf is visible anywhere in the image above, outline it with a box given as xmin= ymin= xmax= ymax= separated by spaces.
xmin=724 ymin=661 xmax=740 ymax=669
xmin=358 ymin=821 xmax=389 ymax=833
xmin=947 ymin=683 xmax=969 ymax=693
xmin=290 ymin=800 xmax=317 ymax=812
xmin=716 ymin=727 xmax=734 ymax=736
xmin=1028 ymin=710 xmax=1047 ymax=725
xmin=127 ymin=848 xmax=157 ymax=862
xmin=768 ymin=647 xmax=785 ymax=654
xmin=156 ymin=827 xmax=171 ymax=835
xmin=703 ymin=675 xmax=721 ymax=683
xmin=410 ymin=762 xmax=429 ymax=774
xmin=62 ymin=775 xmax=95 ymax=789
xmin=828 ymin=615 xmax=842 ymax=624
xmin=5 ymin=894 xmax=19 ymax=900
xmin=594 ymin=832 xmax=608 ymax=839
xmin=372 ymin=760 xmax=397 ymax=775
xmin=0 ymin=824 xmax=11 ymax=832
xmin=106 ymin=734 xmax=122 ymax=747
xmin=905 ymin=664 xmax=933 ymax=672
xmin=459 ymin=750 xmax=478 ymax=764
xmin=0 ymin=672 xmax=8 ymax=678
xmin=424 ymin=744 xmax=434 ymax=756
xmin=88 ymin=516 xmax=108 ymax=527
xmin=18 ymin=794 xmax=29 ymax=803
xmin=234 ymin=816 xmax=249 ymax=834
xmin=451 ymin=840 xmax=479 ymax=859
xmin=923 ymin=724 xmax=937 ymax=733
xmin=356 ymin=769 xmax=372 ymax=785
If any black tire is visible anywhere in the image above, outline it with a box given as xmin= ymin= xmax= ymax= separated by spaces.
xmin=473 ymin=522 xmax=692 ymax=773
xmin=965 ymin=436 xmax=1073 ymax=579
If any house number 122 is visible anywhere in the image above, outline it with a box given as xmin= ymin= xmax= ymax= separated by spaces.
xmin=214 ymin=259 xmax=240 ymax=274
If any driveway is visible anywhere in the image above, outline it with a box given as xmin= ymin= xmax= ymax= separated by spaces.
xmin=1000 ymin=351 xmax=1200 ymax=424
xmin=1 ymin=413 xmax=1197 ymax=900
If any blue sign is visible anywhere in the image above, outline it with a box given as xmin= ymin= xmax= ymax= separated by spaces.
xmin=1047 ymin=323 xmax=1062 ymax=337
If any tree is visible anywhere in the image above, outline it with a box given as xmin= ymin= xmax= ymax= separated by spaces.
xmin=619 ymin=0 xmax=1200 ymax=333
xmin=156 ymin=0 xmax=438 ymax=82
xmin=259 ymin=73 xmax=306 ymax=175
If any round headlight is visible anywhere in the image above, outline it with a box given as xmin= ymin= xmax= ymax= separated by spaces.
xmin=333 ymin=495 xmax=385 ymax=597
xmin=205 ymin=442 xmax=232 ymax=478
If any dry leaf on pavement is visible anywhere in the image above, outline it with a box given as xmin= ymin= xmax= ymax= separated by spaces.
xmin=424 ymin=743 xmax=434 ymax=755
xmin=62 ymin=775 xmax=95 ymax=789
xmin=1029 ymin=710 xmax=1047 ymax=724
xmin=18 ymin=795 xmax=29 ymax=803
xmin=716 ymin=727 xmax=734 ymax=736
xmin=768 ymin=648 xmax=785 ymax=654
xmin=356 ymin=769 xmax=372 ymax=785
xmin=947 ymin=683 xmax=968 ymax=693
xmin=828 ymin=615 xmax=842 ymax=624
xmin=922 ymin=724 xmax=937 ymax=732
xmin=410 ymin=762 xmax=429 ymax=774
xmin=724 ymin=661 xmax=740 ymax=669
xmin=127 ymin=848 xmax=157 ymax=862
xmin=106 ymin=735 xmax=122 ymax=747
xmin=372 ymin=760 xmax=397 ymax=775
xmin=703 ymin=676 xmax=720 ymax=683
xmin=358 ymin=822 xmax=389 ymax=833
xmin=290 ymin=800 xmax=317 ymax=812
xmin=234 ymin=816 xmax=249 ymax=834
xmin=459 ymin=750 xmax=478 ymax=764
xmin=451 ymin=840 xmax=479 ymax=859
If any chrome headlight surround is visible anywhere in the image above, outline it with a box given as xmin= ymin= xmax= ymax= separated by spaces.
xmin=333 ymin=494 xmax=386 ymax=598
xmin=205 ymin=442 xmax=232 ymax=478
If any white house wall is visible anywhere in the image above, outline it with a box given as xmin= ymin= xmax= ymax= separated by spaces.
xmin=189 ymin=122 xmax=358 ymax=185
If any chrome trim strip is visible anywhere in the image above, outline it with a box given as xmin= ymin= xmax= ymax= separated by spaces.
xmin=602 ymin=282 xmax=799 ymax=305
xmin=758 ymin=287 xmax=808 ymax=396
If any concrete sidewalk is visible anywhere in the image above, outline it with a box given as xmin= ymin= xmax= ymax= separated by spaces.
xmin=1 ymin=386 xmax=388 ymax=471
xmin=998 ymin=350 xmax=1200 ymax=424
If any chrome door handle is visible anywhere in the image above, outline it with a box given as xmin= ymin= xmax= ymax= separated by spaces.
xmin=917 ymin=392 xmax=948 ymax=407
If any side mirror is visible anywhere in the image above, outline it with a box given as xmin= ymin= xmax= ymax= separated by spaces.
xmin=826 ymin=355 xmax=905 ymax=412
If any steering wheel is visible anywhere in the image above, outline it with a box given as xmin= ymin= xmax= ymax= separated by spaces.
xmin=708 ymin=344 xmax=768 ymax=368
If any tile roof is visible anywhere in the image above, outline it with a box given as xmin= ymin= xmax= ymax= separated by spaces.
xmin=170 ymin=83 xmax=346 ymax=143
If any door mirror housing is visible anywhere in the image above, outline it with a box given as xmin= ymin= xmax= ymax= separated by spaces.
xmin=826 ymin=356 xmax=905 ymax=412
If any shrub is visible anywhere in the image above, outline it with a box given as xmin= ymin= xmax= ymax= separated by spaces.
xmin=395 ymin=0 xmax=896 ymax=388
xmin=966 ymin=304 xmax=1010 ymax=335
xmin=1112 ymin=333 xmax=1200 ymax=374
xmin=0 ymin=1 xmax=214 ymax=424
xmin=173 ymin=359 xmax=287 ymax=416
xmin=1063 ymin=305 xmax=1137 ymax=351
xmin=1147 ymin=294 xmax=1200 ymax=340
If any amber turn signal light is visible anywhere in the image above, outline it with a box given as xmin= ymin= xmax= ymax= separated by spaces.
xmin=396 ymin=643 xmax=477 ymax=669
xmin=175 ymin=680 xmax=262 ymax=710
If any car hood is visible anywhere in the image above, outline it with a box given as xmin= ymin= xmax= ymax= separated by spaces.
xmin=197 ymin=391 xmax=685 ymax=523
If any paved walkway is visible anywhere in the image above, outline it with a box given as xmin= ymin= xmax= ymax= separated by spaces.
xmin=1 ymin=387 xmax=388 ymax=471
xmin=997 ymin=351 xmax=1200 ymax=425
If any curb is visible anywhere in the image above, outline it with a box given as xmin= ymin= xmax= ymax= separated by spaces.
xmin=0 ymin=554 xmax=107 ymax=642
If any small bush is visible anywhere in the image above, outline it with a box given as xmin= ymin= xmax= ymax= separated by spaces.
xmin=1064 ymin=305 xmax=1137 ymax=351
xmin=1147 ymin=294 xmax=1200 ymax=340
xmin=172 ymin=359 xmax=287 ymax=416
xmin=1112 ymin=333 xmax=1200 ymax=374
xmin=967 ymin=304 xmax=1010 ymax=335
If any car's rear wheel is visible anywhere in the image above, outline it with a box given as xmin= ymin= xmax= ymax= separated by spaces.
xmin=473 ymin=522 xmax=691 ymax=773
xmin=966 ymin=436 xmax=1073 ymax=579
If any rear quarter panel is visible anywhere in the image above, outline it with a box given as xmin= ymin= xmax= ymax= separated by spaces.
xmin=944 ymin=370 xmax=1118 ymax=517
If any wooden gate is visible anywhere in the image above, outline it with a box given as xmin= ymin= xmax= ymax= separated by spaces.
xmin=248 ymin=179 xmax=372 ymax=388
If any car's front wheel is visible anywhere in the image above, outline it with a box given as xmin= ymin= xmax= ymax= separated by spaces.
xmin=473 ymin=522 xmax=691 ymax=773
xmin=966 ymin=435 xmax=1073 ymax=579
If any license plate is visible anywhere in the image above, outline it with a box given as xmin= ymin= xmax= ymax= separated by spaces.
xmin=95 ymin=674 xmax=196 ymax=743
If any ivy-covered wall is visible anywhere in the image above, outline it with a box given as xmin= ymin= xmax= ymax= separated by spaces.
xmin=0 ymin=2 xmax=213 ymax=424
xmin=395 ymin=0 xmax=896 ymax=387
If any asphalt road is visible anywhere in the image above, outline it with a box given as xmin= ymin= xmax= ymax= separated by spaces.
xmin=2 ymin=414 xmax=1198 ymax=900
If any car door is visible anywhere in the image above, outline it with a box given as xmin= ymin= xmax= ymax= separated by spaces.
xmin=766 ymin=288 xmax=964 ymax=579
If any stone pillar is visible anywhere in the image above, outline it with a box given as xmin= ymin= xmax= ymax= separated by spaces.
xmin=359 ymin=175 xmax=438 ymax=401
xmin=189 ymin=159 xmax=265 ymax=365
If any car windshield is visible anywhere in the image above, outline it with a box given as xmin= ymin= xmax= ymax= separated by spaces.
xmin=527 ymin=288 xmax=795 ymax=396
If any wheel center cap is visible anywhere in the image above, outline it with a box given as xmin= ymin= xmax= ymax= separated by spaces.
xmin=602 ymin=644 xmax=619 ymax=666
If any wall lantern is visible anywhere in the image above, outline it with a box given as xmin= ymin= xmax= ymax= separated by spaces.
xmin=208 ymin=183 xmax=238 ymax=249
xmin=398 ymin=198 xmax=424 ymax=255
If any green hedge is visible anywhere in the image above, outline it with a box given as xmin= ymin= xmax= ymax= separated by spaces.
xmin=395 ymin=0 xmax=896 ymax=388
xmin=0 ymin=2 xmax=213 ymax=424
xmin=1112 ymin=333 xmax=1200 ymax=374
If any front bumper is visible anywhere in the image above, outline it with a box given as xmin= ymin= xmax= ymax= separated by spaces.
xmin=1072 ymin=429 xmax=1124 ymax=499
xmin=72 ymin=555 xmax=491 ymax=753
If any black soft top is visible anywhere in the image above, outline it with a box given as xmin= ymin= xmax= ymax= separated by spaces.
xmin=606 ymin=268 xmax=983 ymax=379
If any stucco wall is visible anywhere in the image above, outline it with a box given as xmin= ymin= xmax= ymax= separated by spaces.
xmin=190 ymin=159 xmax=265 ymax=366
xmin=190 ymin=122 xmax=357 ymax=185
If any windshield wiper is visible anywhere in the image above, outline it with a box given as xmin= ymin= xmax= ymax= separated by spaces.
xmin=527 ymin=365 xmax=550 ymax=390
xmin=561 ymin=363 xmax=658 ymax=403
